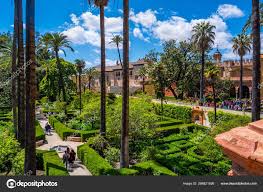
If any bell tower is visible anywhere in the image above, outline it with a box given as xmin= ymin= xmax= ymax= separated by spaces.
xmin=213 ymin=47 xmax=222 ymax=64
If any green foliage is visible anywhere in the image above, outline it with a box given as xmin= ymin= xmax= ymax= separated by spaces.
xmin=0 ymin=130 xmax=21 ymax=174
xmin=87 ymin=135 xmax=109 ymax=154
xmin=39 ymin=150 xmax=69 ymax=176
xmin=139 ymin=146 xmax=158 ymax=162
xmin=36 ymin=121 xmax=45 ymax=141
xmin=107 ymin=97 xmax=158 ymax=159
xmin=155 ymin=123 xmax=206 ymax=136
xmin=104 ymin=147 xmax=120 ymax=166
xmin=153 ymin=103 xmax=192 ymax=123
xmin=11 ymin=150 xmax=25 ymax=175
xmin=117 ymin=168 xmax=139 ymax=176
xmin=133 ymin=161 xmax=177 ymax=176
xmin=77 ymin=144 xmax=114 ymax=176
xmin=208 ymin=111 xmax=250 ymax=136
xmin=48 ymin=116 xmax=98 ymax=141
xmin=39 ymin=58 xmax=76 ymax=101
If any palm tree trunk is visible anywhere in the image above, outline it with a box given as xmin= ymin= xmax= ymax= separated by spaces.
xmin=212 ymin=84 xmax=217 ymax=121
xmin=12 ymin=1 xmax=18 ymax=139
xmin=120 ymin=0 xmax=129 ymax=168
xmin=117 ymin=43 xmax=123 ymax=66
xmin=240 ymin=56 xmax=243 ymax=100
xmin=17 ymin=0 xmax=26 ymax=148
xmin=24 ymin=0 xmax=36 ymax=175
xmin=75 ymin=74 xmax=78 ymax=93
xmin=200 ymin=50 xmax=205 ymax=106
xmin=100 ymin=5 xmax=106 ymax=137
xmin=252 ymin=0 xmax=261 ymax=121
xmin=79 ymin=71 xmax=82 ymax=114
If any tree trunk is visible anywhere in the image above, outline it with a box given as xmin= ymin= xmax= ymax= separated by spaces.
xmin=88 ymin=77 xmax=91 ymax=90
xmin=212 ymin=84 xmax=217 ymax=122
xmin=55 ymin=51 xmax=67 ymax=114
xmin=252 ymin=0 xmax=261 ymax=121
xmin=239 ymin=55 xmax=243 ymax=100
xmin=100 ymin=5 xmax=106 ymax=137
xmin=24 ymin=0 xmax=36 ymax=175
xmin=117 ymin=43 xmax=123 ymax=66
xmin=12 ymin=1 xmax=18 ymax=139
xmin=168 ymin=85 xmax=177 ymax=99
xmin=199 ymin=51 xmax=205 ymax=106
xmin=120 ymin=0 xmax=129 ymax=168
xmin=75 ymin=74 xmax=78 ymax=93
xmin=17 ymin=0 xmax=26 ymax=148
xmin=79 ymin=70 xmax=82 ymax=114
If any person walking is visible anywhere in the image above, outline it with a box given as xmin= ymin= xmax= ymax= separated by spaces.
xmin=63 ymin=149 xmax=70 ymax=170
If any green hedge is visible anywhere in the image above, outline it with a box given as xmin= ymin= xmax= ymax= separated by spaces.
xmin=154 ymin=120 xmax=183 ymax=127
xmin=156 ymin=134 xmax=189 ymax=144
xmin=132 ymin=160 xmax=177 ymax=176
xmin=117 ymin=168 xmax=139 ymax=176
xmin=153 ymin=103 xmax=192 ymax=123
xmin=36 ymin=121 xmax=45 ymax=141
xmin=48 ymin=116 xmax=98 ymax=142
xmin=36 ymin=150 xmax=69 ymax=176
xmin=208 ymin=111 xmax=250 ymax=136
xmin=77 ymin=144 xmax=114 ymax=176
xmin=155 ymin=123 xmax=206 ymax=136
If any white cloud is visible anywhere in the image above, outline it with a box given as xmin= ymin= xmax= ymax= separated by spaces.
xmin=130 ymin=9 xmax=157 ymax=28
xmin=70 ymin=14 xmax=79 ymax=25
xmin=63 ymin=11 xmax=122 ymax=49
xmin=217 ymin=4 xmax=244 ymax=19
xmin=133 ymin=28 xmax=149 ymax=42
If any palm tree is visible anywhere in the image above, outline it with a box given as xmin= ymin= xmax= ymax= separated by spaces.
xmin=192 ymin=22 xmax=216 ymax=106
xmin=110 ymin=34 xmax=123 ymax=66
xmin=252 ymin=0 xmax=261 ymax=122
xmin=11 ymin=3 xmax=18 ymax=139
xmin=75 ymin=59 xmax=85 ymax=114
xmin=43 ymin=33 xmax=74 ymax=112
xmin=243 ymin=2 xmax=263 ymax=32
xmin=85 ymin=67 xmax=98 ymax=90
xmin=88 ymin=0 xmax=108 ymax=137
xmin=16 ymin=0 xmax=26 ymax=148
xmin=24 ymin=0 xmax=36 ymax=175
xmin=232 ymin=34 xmax=251 ymax=100
xmin=205 ymin=65 xmax=220 ymax=121
xmin=120 ymin=0 xmax=130 ymax=168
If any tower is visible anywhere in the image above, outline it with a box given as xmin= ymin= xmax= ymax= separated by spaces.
xmin=213 ymin=47 xmax=222 ymax=64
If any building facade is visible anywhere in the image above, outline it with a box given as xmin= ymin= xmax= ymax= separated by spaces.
xmin=214 ymin=50 xmax=263 ymax=100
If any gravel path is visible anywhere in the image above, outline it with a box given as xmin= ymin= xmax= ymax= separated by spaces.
xmin=37 ymin=118 xmax=92 ymax=176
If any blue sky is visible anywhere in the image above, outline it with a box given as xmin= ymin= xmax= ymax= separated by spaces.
xmin=0 ymin=0 xmax=253 ymax=67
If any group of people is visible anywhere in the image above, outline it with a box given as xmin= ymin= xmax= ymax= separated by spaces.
xmin=203 ymin=99 xmax=251 ymax=111
xmin=63 ymin=147 xmax=76 ymax=170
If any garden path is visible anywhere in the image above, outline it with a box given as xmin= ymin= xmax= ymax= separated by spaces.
xmin=37 ymin=118 xmax=92 ymax=176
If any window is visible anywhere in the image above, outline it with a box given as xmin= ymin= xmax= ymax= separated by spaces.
xmin=129 ymin=70 xmax=133 ymax=76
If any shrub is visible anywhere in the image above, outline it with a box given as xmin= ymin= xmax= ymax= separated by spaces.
xmin=104 ymin=147 xmax=120 ymax=166
xmin=36 ymin=121 xmax=45 ymax=141
xmin=155 ymin=123 xmax=206 ymax=136
xmin=11 ymin=150 xmax=24 ymax=175
xmin=139 ymin=146 xmax=158 ymax=162
xmin=48 ymin=116 xmax=98 ymax=141
xmin=156 ymin=134 xmax=189 ymax=145
xmin=208 ymin=111 xmax=250 ymax=136
xmin=153 ymin=103 xmax=192 ymax=123
xmin=37 ymin=150 xmax=69 ymax=176
xmin=77 ymin=144 xmax=114 ymax=176
xmin=154 ymin=120 xmax=183 ymax=127
xmin=117 ymin=168 xmax=139 ymax=176
xmin=133 ymin=160 xmax=177 ymax=176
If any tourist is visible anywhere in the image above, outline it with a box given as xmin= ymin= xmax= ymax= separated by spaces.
xmin=45 ymin=122 xmax=51 ymax=135
xmin=63 ymin=150 xmax=70 ymax=170
xmin=69 ymin=149 xmax=76 ymax=168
